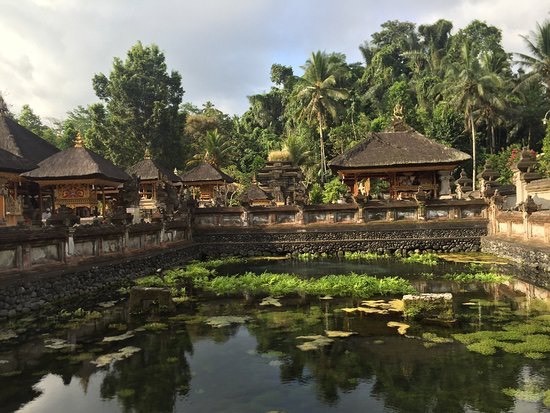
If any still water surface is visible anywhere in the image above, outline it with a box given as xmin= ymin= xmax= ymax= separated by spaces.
xmin=1 ymin=257 xmax=549 ymax=413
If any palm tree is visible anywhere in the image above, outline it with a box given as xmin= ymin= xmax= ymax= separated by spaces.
xmin=443 ymin=43 xmax=503 ymax=189
xmin=186 ymin=129 xmax=233 ymax=168
xmin=516 ymin=19 xmax=550 ymax=96
xmin=296 ymin=51 xmax=349 ymax=180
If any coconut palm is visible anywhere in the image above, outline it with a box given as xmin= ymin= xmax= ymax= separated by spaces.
xmin=186 ymin=129 xmax=233 ymax=168
xmin=516 ymin=19 xmax=550 ymax=95
xmin=443 ymin=43 xmax=504 ymax=189
xmin=296 ymin=51 xmax=349 ymax=180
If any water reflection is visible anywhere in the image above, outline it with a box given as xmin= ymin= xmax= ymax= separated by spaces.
xmin=0 ymin=260 xmax=549 ymax=413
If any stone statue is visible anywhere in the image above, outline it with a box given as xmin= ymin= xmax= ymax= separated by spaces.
xmin=120 ymin=174 xmax=141 ymax=208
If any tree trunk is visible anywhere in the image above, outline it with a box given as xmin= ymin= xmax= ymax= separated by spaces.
xmin=470 ymin=114 xmax=476 ymax=191
xmin=318 ymin=114 xmax=327 ymax=181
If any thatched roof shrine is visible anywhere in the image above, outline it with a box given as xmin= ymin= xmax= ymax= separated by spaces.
xmin=180 ymin=162 xmax=234 ymax=185
xmin=329 ymin=129 xmax=470 ymax=171
xmin=328 ymin=108 xmax=471 ymax=200
xmin=22 ymin=136 xmax=130 ymax=186
xmin=126 ymin=152 xmax=181 ymax=183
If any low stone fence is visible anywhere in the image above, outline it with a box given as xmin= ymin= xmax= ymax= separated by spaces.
xmin=193 ymin=199 xmax=487 ymax=228
xmin=0 ymin=243 xmax=200 ymax=318
xmin=0 ymin=220 xmax=191 ymax=274
xmin=488 ymin=209 xmax=550 ymax=244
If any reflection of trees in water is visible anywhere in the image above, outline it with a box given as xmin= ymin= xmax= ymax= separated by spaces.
xmin=244 ymin=306 xmax=541 ymax=412
xmin=99 ymin=326 xmax=194 ymax=413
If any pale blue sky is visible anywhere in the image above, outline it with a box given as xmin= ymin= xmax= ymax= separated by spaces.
xmin=0 ymin=0 xmax=548 ymax=121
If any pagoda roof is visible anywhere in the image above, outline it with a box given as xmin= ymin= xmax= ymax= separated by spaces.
xmin=0 ymin=147 xmax=38 ymax=173
xmin=328 ymin=128 xmax=470 ymax=170
xmin=180 ymin=162 xmax=234 ymax=184
xmin=126 ymin=158 xmax=181 ymax=183
xmin=22 ymin=144 xmax=130 ymax=184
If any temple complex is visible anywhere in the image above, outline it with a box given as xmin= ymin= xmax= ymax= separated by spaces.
xmin=256 ymin=151 xmax=306 ymax=205
xmin=328 ymin=107 xmax=471 ymax=201
xmin=22 ymin=134 xmax=130 ymax=218
xmin=126 ymin=149 xmax=181 ymax=214
xmin=179 ymin=162 xmax=234 ymax=207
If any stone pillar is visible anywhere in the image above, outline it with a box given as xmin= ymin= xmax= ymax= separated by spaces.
xmin=438 ymin=171 xmax=452 ymax=198
xmin=356 ymin=205 xmax=364 ymax=223
xmin=513 ymin=169 xmax=525 ymax=206
xmin=67 ymin=227 xmax=75 ymax=256
xmin=241 ymin=209 xmax=249 ymax=226
xmin=296 ymin=207 xmax=304 ymax=225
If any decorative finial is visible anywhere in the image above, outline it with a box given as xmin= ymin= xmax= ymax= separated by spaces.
xmin=74 ymin=132 xmax=84 ymax=148
xmin=393 ymin=103 xmax=404 ymax=120
xmin=144 ymin=148 xmax=152 ymax=160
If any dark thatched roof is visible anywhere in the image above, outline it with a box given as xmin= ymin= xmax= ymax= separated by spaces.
xmin=0 ymin=114 xmax=59 ymax=164
xmin=180 ymin=162 xmax=234 ymax=184
xmin=328 ymin=129 xmax=470 ymax=170
xmin=242 ymin=183 xmax=269 ymax=201
xmin=0 ymin=147 xmax=38 ymax=173
xmin=22 ymin=145 xmax=130 ymax=182
xmin=126 ymin=158 xmax=181 ymax=183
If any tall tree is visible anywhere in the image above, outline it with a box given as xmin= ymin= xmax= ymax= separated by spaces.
xmin=296 ymin=51 xmax=349 ymax=179
xmin=92 ymin=42 xmax=184 ymax=168
xmin=443 ymin=42 xmax=504 ymax=189
xmin=17 ymin=104 xmax=59 ymax=147
xmin=516 ymin=19 xmax=550 ymax=96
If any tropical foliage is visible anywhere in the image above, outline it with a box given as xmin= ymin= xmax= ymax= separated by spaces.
xmin=10 ymin=19 xmax=550 ymax=192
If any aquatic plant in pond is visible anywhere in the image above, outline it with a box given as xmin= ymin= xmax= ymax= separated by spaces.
xmin=453 ymin=315 xmax=550 ymax=359
xmin=401 ymin=252 xmax=440 ymax=266
xmin=204 ymin=272 xmax=416 ymax=298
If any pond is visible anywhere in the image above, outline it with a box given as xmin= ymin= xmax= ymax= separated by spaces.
xmin=1 ymin=255 xmax=549 ymax=413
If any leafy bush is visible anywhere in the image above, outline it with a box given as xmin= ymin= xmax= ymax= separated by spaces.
xmin=322 ymin=177 xmax=348 ymax=204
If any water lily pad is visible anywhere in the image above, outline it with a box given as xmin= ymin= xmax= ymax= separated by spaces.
xmin=0 ymin=360 xmax=9 ymax=365
xmin=102 ymin=331 xmax=135 ymax=343
xmin=387 ymin=321 xmax=410 ymax=335
xmin=205 ymin=316 xmax=251 ymax=328
xmin=97 ymin=301 xmax=116 ymax=308
xmin=44 ymin=338 xmax=74 ymax=350
xmin=325 ymin=330 xmax=357 ymax=338
xmin=260 ymin=297 xmax=282 ymax=307
xmin=319 ymin=295 xmax=333 ymax=300
xmin=296 ymin=335 xmax=334 ymax=351
xmin=92 ymin=346 xmax=141 ymax=367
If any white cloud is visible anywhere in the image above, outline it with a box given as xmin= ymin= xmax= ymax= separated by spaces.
xmin=0 ymin=0 xmax=548 ymax=121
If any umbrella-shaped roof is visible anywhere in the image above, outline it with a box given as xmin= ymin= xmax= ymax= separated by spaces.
xmin=0 ymin=147 xmax=38 ymax=173
xmin=180 ymin=162 xmax=234 ymax=185
xmin=329 ymin=128 xmax=470 ymax=171
xmin=0 ymin=113 xmax=59 ymax=164
xmin=22 ymin=136 xmax=130 ymax=185
xmin=126 ymin=153 xmax=181 ymax=183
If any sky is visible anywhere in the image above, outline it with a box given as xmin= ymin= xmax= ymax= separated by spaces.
xmin=0 ymin=0 xmax=548 ymax=123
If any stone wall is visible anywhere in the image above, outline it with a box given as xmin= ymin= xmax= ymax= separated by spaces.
xmin=0 ymin=243 xmax=200 ymax=319
xmin=481 ymin=237 xmax=550 ymax=289
xmin=195 ymin=220 xmax=488 ymax=257
xmin=0 ymin=219 xmax=489 ymax=319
